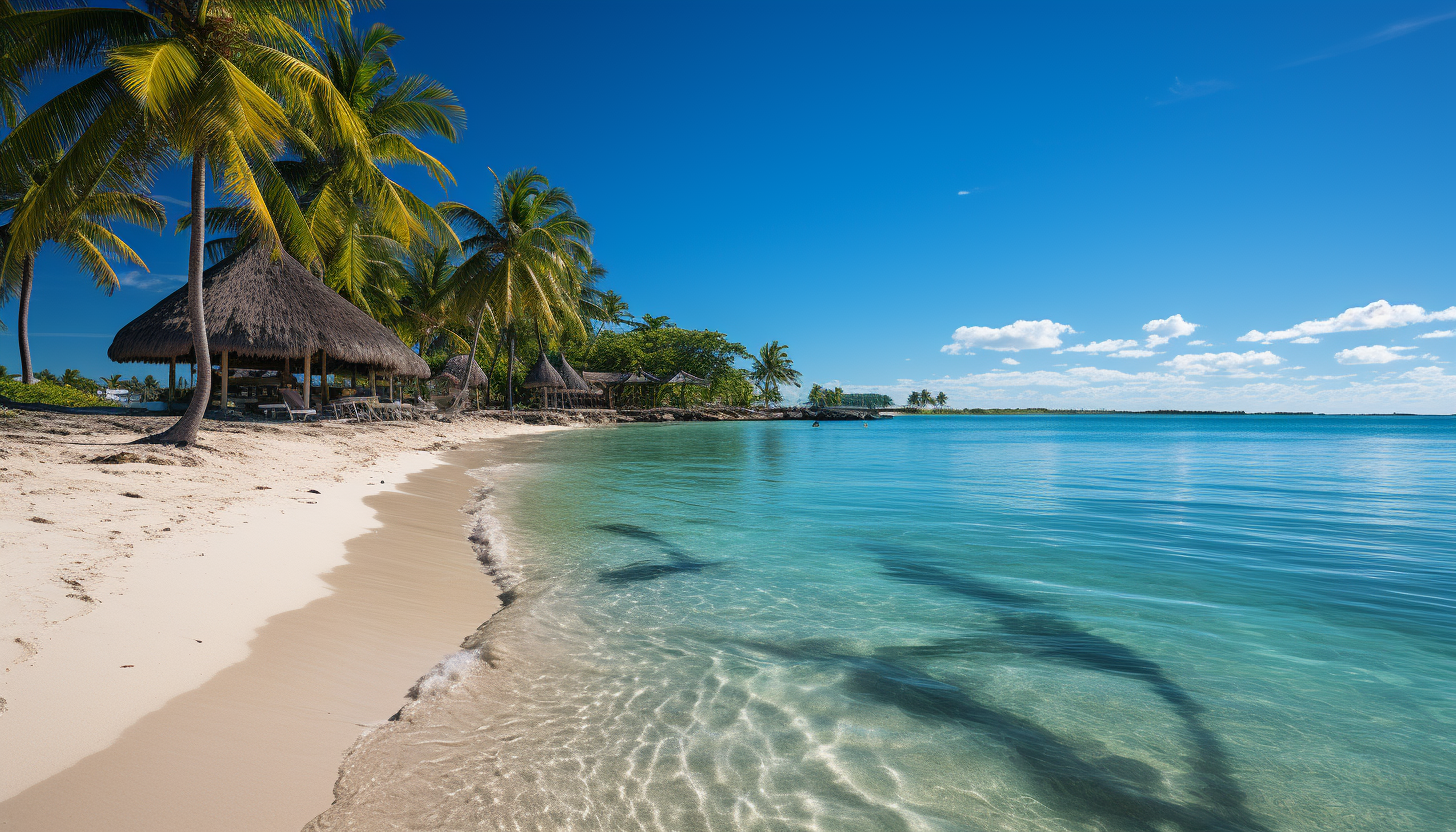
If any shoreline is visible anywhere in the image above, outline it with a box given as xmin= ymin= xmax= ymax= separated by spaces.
xmin=0 ymin=412 xmax=564 ymax=828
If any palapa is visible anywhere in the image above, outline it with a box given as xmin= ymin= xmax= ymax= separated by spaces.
xmin=107 ymin=244 xmax=429 ymax=378
xmin=438 ymin=354 xmax=489 ymax=388
xmin=522 ymin=352 xmax=566 ymax=388
xmin=665 ymin=370 xmax=709 ymax=386
xmin=556 ymin=357 xmax=594 ymax=392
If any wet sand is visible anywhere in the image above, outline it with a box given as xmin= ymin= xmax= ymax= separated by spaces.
xmin=0 ymin=445 xmax=515 ymax=830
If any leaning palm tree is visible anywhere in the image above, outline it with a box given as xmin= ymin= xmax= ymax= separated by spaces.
xmin=749 ymin=340 xmax=801 ymax=406
xmin=439 ymin=169 xmax=594 ymax=411
xmin=2 ymin=0 xmax=370 ymax=444
xmin=178 ymin=19 xmax=462 ymax=322
xmin=1 ymin=148 xmax=163 ymax=383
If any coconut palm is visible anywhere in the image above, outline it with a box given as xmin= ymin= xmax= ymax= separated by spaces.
xmin=2 ymin=0 xmax=370 ymax=444
xmin=749 ymin=340 xmax=801 ymax=406
xmin=633 ymin=314 xmax=675 ymax=331
xmin=592 ymin=289 xmax=632 ymax=332
xmin=99 ymin=373 xmax=123 ymax=390
xmin=191 ymin=20 xmax=464 ymax=316
xmin=0 ymin=148 xmax=163 ymax=383
xmin=438 ymin=169 xmax=594 ymax=411
xmin=935 ymin=391 xmax=948 ymax=408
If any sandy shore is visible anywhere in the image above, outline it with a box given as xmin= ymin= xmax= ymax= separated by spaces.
xmin=0 ymin=409 xmax=562 ymax=829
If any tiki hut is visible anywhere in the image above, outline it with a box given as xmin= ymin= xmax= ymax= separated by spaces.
xmin=109 ymin=244 xmax=429 ymax=410
xmin=522 ymin=352 xmax=566 ymax=407
xmin=438 ymin=354 xmax=489 ymax=389
xmin=554 ymin=357 xmax=602 ymax=409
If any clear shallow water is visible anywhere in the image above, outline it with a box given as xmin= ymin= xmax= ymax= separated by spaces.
xmin=313 ymin=416 xmax=1455 ymax=832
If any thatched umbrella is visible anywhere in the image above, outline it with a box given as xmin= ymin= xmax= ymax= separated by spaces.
xmin=664 ymin=370 xmax=709 ymax=409
xmin=109 ymin=244 xmax=428 ymax=409
xmin=620 ymin=368 xmax=661 ymax=408
xmin=438 ymin=354 xmax=489 ymax=388
xmin=554 ymin=356 xmax=598 ymax=410
xmin=522 ymin=352 xmax=566 ymax=407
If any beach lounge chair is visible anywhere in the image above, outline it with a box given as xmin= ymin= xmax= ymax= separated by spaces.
xmin=277 ymin=388 xmax=317 ymax=422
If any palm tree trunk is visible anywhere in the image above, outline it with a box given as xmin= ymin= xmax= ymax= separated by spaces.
xmin=150 ymin=152 xmax=210 ymax=445
xmin=17 ymin=252 xmax=34 ymax=384
xmin=483 ymin=330 xmax=506 ymax=409
xmin=507 ymin=329 xmax=516 ymax=411
xmin=446 ymin=304 xmax=489 ymax=414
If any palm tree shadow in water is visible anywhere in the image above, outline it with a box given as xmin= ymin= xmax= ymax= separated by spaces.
xmin=594 ymin=523 xmax=726 ymax=585
xmin=862 ymin=542 xmax=1268 ymax=832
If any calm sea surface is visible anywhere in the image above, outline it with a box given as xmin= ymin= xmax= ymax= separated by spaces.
xmin=315 ymin=416 xmax=1455 ymax=832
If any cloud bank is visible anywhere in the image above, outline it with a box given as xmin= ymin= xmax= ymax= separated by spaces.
xmin=1240 ymin=300 xmax=1456 ymax=343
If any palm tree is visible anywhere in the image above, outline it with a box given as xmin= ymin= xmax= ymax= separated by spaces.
xmin=2 ymin=0 xmax=369 ymax=445
xmin=591 ymin=288 xmax=631 ymax=332
xmin=99 ymin=373 xmax=123 ymax=390
xmin=181 ymin=20 xmax=463 ymax=321
xmin=935 ymin=391 xmax=948 ymax=408
xmin=907 ymin=391 xmax=921 ymax=407
xmin=633 ymin=314 xmax=675 ymax=331
xmin=1 ymin=148 xmax=163 ymax=384
xmin=439 ymin=169 xmax=593 ymax=411
xmin=749 ymin=340 xmax=801 ymax=406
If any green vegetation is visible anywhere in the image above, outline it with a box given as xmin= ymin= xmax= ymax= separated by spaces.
xmin=0 ymin=376 xmax=108 ymax=408
xmin=0 ymin=1 xmax=796 ymax=430
xmin=749 ymin=341 xmax=802 ymax=405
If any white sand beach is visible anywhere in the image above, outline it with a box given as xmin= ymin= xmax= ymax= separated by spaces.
xmin=0 ymin=410 xmax=562 ymax=830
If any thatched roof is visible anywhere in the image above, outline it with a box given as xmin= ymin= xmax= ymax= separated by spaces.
xmin=582 ymin=371 xmax=627 ymax=386
xmin=108 ymin=244 xmax=430 ymax=378
xmin=665 ymin=370 xmax=708 ymax=386
xmin=522 ymin=352 xmax=566 ymax=388
xmin=438 ymin=354 xmax=488 ymax=387
xmin=557 ymin=357 xmax=593 ymax=392
xmin=621 ymin=369 xmax=660 ymax=384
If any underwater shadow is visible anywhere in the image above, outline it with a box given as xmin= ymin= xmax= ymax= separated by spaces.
xmin=595 ymin=523 xmax=726 ymax=585
xmin=863 ymin=542 xmax=1266 ymax=832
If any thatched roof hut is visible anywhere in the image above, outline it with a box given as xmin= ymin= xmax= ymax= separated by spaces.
xmin=665 ymin=370 xmax=709 ymax=386
xmin=522 ymin=352 xmax=566 ymax=389
xmin=438 ymin=354 xmax=488 ymax=388
xmin=108 ymin=244 xmax=429 ymax=377
xmin=557 ymin=357 xmax=594 ymax=392
xmin=582 ymin=371 xmax=628 ymax=386
xmin=621 ymin=369 xmax=660 ymax=385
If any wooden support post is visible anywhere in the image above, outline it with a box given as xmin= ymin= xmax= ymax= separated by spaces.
xmin=389 ymin=375 xmax=394 ymax=401
xmin=168 ymin=357 xmax=176 ymax=404
xmin=219 ymin=350 xmax=229 ymax=412
xmin=321 ymin=352 xmax=329 ymax=406
xmin=369 ymin=367 xmax=376 ymax=398
xmin=303 ymin=353 xmax=312 ymax=408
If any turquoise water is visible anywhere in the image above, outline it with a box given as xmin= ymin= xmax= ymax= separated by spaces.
xmin=316 ymin=416 xmax=1455 ymax=832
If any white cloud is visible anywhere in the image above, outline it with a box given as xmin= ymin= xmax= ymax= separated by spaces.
xmin=1334 ymin=345 xmax=1417 ymax=365
xmin=942 ymin=319 xmax=1076 ymax=354
xmin=1001 ymin=358 xmax=1019 ymax=365
xmin=1186 ymin=339 xmax=1207 ymax=346
xmin=1110 ymin=349 xmax=1158 ymax=358
xmin=1286 ymin=10 xmax=1456 ymax=67
xmin=1291 ymin=336 xmax=1320 ymax=344
xmin=150 ymin=194 xmax=191 ymax=208
xmin=1142 ymin=314 xmax=1199 ymax=347
xmin=1058 ymin=338 xmax=1138 ymax=354
xmin=1240 ymin=300 xmax=1456 ymax=343
xmin=957 ymin=190 xmax=970 ymax=195
xmin=118 ymin=269 xmax=188 ymax=291
xmin=1416 ymin=330 xmax=1454 ymax=339
xmin=1160 ymin=350 xmax=1284 ymax=375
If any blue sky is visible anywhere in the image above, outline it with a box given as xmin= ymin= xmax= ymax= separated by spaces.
xmin=3 ymin=1 xmax=1454 ymax=412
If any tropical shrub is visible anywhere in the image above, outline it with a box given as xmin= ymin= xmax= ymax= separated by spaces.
xmin=0 ymin=377 xmax=109 ymax=408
